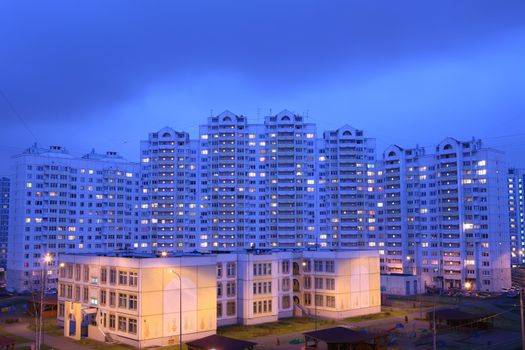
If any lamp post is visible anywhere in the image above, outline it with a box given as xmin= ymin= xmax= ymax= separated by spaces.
xmin=162 ymin=252 xmax=182 ymax=350
xmin=169 ymin=269 xmax=183 ymax=350
xmin=38 ymin=253 xmax=52 ymax=350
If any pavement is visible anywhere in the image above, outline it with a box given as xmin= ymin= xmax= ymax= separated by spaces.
xmin=3 ymin=322 xmax=93 ymax=350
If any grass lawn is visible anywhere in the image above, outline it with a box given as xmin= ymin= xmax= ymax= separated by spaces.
xmin=218 ymin=317 xmax=339 ymax=339
xmin=344 ymin=309 xmax=406 ymax=323
xmin=27 ymin=319 xmax=64 ymax=336
xmin=219 ymin=310 xmax=409 ymax=340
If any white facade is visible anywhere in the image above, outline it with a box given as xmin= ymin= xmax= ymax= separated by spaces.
xmin=508 ymin=168 xmax=525 ymax=266
xmin=7 ymin=145 xmax=141 ymax=292
xmin=374 ymin=138 xmax=511 ymax=292
xmin=6 ymin=111 xmax=514 ymax=294
xmin=57 ymin=249 xmax=380 ymax=347
xmin=57 ymin=253 xmax=216 ymax=348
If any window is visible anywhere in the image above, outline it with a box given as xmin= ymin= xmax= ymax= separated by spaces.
xmin=83 ymin=265 xmax=89 ymax=282
xmin=217 ymin=302 xmax=223 ymax=318
xmin=118 ymin=316 xmax=127 ymax=332
xmin=109 ymin=292 xmax=116 ymax=307
xmin=217 ymin=282 xmax=223 ymax=297
xmin=217 ymin=263 xmax=223 ymax=278
xmin=326 ymin=278 xmax=335 ymax=290
xmin=129 ymin=272 xmax=138 ymax=287
xmin=314 ymin=260 xmax=323 ymax=272
xmin=326 ymin=296 xmax=336 ymax=308
xmin=109 ymin=314 xmax=116 ymax=329
xmin=58 ymin=303 xmax=65 ymax=317
xmin=100 ymin=290 xmax=107 ymax=305
xmin=75 ymin=265 xmax=81 ymax=281
xmin=325 ymin=261 xmax=335 ymax=273
xmin=128 ymin=318 xmax=137 ymax=334
xmin=226 ymin=281 xmax=236 ymax=297
xmin=304 ymin=293 xmax=311 ymax=306
xmin=118 ymin=271 xmax=128 ymax=285
xmin=314 ymin=278 xmax=323 ymax=289
xmin=282 ymin=260 xmax=290 ymax=274
xmin=128 ymin=295 xmax=138 ymax=310
xmin=226 ymin=301 xmax=236 ymax=316
xmin=109 ymin=269 xmax=116 ymax=284
xmin=282 ymin=278 xmax=290 ymax=291
xmin=83 ymin=287 xmax=89 ymax=302
xmin=118 ymin=293 xmax=127 ymax=308
xmin=100 ymin=268 xmax=107 ymax=284
xmin=282 ymin=295 xmax=291 ymax=309
xmin=315 ymin=294 xmax=323 ymax=306
xmin=304 ymin=276 xmax=311 ymax=289
xmin=227 ymin=262 xmax=236 ymax=277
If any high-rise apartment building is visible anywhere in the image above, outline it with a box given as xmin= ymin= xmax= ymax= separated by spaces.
xmin=0 ymin=177 xmax=9 ymax=269
xmin=7 ymin=145 xmax=141 ymax=292
xmin=374 ymin=138 xmax=511 ymax=291
xmin=6 ymin=111 xmax=512 ymax=293
xmin=508 ymin=168 xmax=525 ymax=266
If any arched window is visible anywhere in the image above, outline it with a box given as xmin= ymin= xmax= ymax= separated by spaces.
xmin=444 ymin=144 xmax=453 ymax=150
xmin=162 ymin=132 xmax=171 ymax=138
xmin=388 ymin=151 xmax=396 ymax=157
xmin=342 ymin=130 xmax=352 ymax=136
xmin=223 ymin=116 xmax=232 ymax=122
xmin=281 ymin=116 xmax=291 ymax=121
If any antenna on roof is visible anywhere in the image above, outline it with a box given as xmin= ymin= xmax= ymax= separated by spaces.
xmin=269 ymin=108 xmax=272 ymax=116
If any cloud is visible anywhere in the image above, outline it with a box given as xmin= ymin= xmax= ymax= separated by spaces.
xmin=1 ymin=0 xmax=524 ymax=121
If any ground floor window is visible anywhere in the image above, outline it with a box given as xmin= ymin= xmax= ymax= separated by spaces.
xmin=217 ymin=302 xmax=223 ymax=318
xmin=326 ymin=296 xmax=335 ymax=308
xmin=128 ymin=318 xmax=137 ymax=334
xmin=118 ymin=316 xmax=127 ymax=332
xmin=226 ymin=301 xmax=236 ymax=316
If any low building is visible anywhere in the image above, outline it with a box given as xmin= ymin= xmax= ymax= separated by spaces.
xmin=57 ymin=249 xmax=381 ymax=347
xmin=380 ymin=274 xmax=422 ymax=295
xmin=58 ymin=253 xmax=217 ymax=348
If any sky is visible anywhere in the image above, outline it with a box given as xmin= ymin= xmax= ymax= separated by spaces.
xmin=0 ymin=0 xmax=524 ymax=175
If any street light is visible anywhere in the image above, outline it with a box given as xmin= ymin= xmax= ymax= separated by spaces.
xmin=37 ymin=253 xmax=52 ymax=350
xmin=169 ymin=269 xmax=183 ymax=350
xmin=161 ymin=253 xmax=182 ymax=350
xmin=464 ymin=281 xmax=472 ymax=291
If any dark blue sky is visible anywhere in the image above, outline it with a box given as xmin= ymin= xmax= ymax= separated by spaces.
xmin=1 ymin=0 xmax=524 ymax=174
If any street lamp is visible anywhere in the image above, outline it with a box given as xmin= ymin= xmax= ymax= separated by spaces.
xmin=464 ymin=281 xmax=472 ymax=291
xmin=161 ymin=253 xmax=182 ymax=350
xmin=169 ymin=269 xmax=183 ymax=350
xmin=37 ymin=253 xmax=52 ymax=350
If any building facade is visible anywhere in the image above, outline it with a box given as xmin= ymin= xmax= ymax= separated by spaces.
xmin=7 ymin=145 xmax=141 ymax=292
xmin=0 ymin=177 xmax=9 ymax=270
xmin=508 ymin=168 xmax=525 ymax=266
xmin=6 ymin=111 xmax=513 ymax=294
xmin=57 ymin=249 xmax=380 ymax=347
xmin=374 ymin=138 xmax=511 ymax=292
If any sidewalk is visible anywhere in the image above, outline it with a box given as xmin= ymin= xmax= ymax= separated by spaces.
xmin=3 ymin=322 xmax=93 ymax=350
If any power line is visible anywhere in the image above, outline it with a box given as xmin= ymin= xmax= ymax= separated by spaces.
xmin=0 ymin=88 xmax=38 ymax=142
